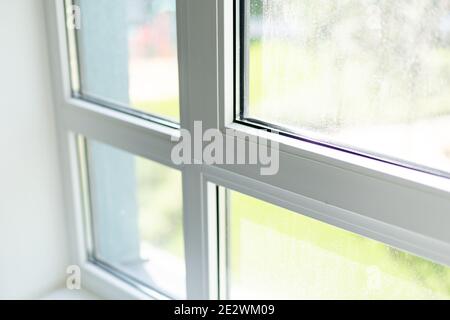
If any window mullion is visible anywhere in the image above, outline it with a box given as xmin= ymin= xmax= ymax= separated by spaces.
xmin=176 ymin=0 xmax=221 ymax=299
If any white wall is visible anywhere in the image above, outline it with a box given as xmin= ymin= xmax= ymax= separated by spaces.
xmin=0 ymin=0 xmax=69 ymax=299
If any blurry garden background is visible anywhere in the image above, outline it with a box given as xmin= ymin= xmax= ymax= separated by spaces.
xmin=247 ymin=0 xmax=450 ymax=174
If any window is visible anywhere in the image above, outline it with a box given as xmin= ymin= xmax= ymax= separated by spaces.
xmin=71 ymin=0 xmax=179 ymax=123
xmin=239 ymin=0 xmax=450 ymax=176
xmin=225 ymin=190 xmax=450 ymax=299
xmin=46 ymin=0 xmax=450 ymax=300
xmin=84 ymin=139 xmax=185 ymax=298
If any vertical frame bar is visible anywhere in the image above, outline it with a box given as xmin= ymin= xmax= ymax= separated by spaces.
xmin=45 ymin=0 xmax=87 ymax=267
xmin=180 ymin=167 xmax=209 ymax=299
xmin=218 ymin=0 xmax=237 ymax=129
xmin=217 ymin=186 xmax=230 ymax=300
xmin=239 ymin=0 xmax=250 ymax=120
xmin=176 ymin=0 xmax=221 ymax=299
xmin=76 ymin=136 xmax=95 ymax=259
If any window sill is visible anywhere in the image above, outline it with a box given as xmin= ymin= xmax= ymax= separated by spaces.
xmin=41 ymin=288 xmax=100 ymax=300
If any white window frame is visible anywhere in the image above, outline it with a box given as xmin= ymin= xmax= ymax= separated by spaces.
xmin=45 ymin=0 xmax=450 ymax=300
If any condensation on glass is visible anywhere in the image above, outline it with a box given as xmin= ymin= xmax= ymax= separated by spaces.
xmin=69 ymin=0 xmax=180 ymax=122
xmin=84 ymin=139 xmax=185 ymax=298
xmin=243 ymin=0 xmax=450 ymax=174
xmin=225 ymin=190 xmax=450 ymax=299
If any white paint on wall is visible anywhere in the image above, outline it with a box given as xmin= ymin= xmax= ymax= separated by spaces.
xmin=0 ymin=0 xmax=69 ymax=299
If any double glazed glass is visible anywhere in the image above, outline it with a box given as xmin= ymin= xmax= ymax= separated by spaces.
xmin=226 ymin=190 xmax=450 ymax=299
xmin=84 ymin=140 xmax=185 ymax=298
xmin=71 ymin=0 xmax=180 ymax=122
xmin=242 ymin=0 xmax=450 ymax=175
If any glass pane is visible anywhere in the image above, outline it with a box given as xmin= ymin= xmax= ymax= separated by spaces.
xmin=74 ymin=0 xmax=179 ymax=122
xmin=245 ymin=0 xmax=450 ymax=174
xmin=86 ymin=140 xmax=185 ymax=298
xmin=227 ymin=190 xmax=450 ymax=299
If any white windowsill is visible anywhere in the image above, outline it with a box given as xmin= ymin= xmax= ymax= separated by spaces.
xmin=41 ymin=288 xmax=100 ymax=300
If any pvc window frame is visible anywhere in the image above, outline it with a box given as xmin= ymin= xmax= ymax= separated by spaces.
xmin=45 ymin=0 xmax=450 ymax=300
